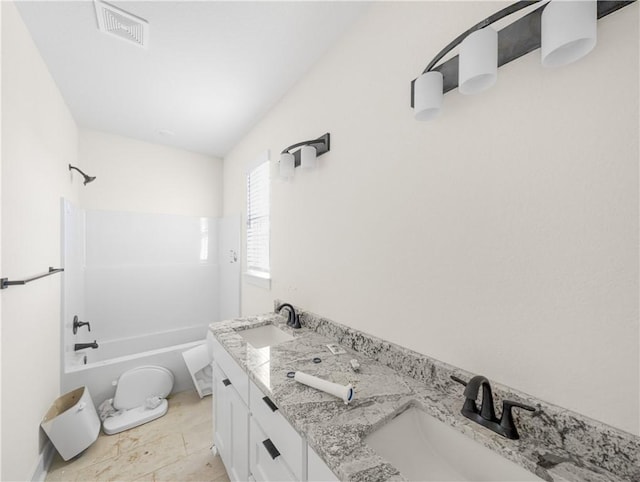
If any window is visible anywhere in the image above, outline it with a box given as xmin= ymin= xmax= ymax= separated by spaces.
xmin=246 ymin=157 xmax=270 ymax=284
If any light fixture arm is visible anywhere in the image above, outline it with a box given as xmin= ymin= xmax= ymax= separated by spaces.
xmin=422 ymin=0 xmax=542 ymax=74
xmin=281 ymin=139 xmax=320 ymax=154
xmin=281 ymin=133 xmax=330 ymax=155
xmin=412 ymin=0 xmax=635 ymax=107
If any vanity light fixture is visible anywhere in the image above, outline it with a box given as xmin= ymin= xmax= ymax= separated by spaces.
xmin=458 ymin=27 xmax=498 ymax=95
xmin=68 ymin=164 xmax=96 ymax=185
xmin=541 ymin=0 xmax=597 ymax=67
xmin=278 ymin=133 xmax=330 ymax=180
xmin=413 ymin=71 xmax=443 ymax=121
xmin=411 ymin=0 xmax=634 ymax=120
xmin=300 ymin=145 xmax=317 ymax=170
xmin=279 ymin=152 xmax=295 ymax=179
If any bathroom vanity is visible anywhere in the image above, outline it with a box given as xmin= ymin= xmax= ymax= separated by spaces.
xmin=209 ymin=309 xmax=639 ymax=482
xmin=211 ymin=329 xmax=337 ymax=481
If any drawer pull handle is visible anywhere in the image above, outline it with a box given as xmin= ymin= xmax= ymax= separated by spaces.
xmin=262 ymin=439 xmax=280 ymax=460
xmin=222 ymin=378 xmax=231 ymax=387
xmin=262 ymin=396 xmax=278 ymax=412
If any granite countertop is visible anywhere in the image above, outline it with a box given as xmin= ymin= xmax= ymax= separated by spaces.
xmin=209 ymin=313 xmax=637 ymax=482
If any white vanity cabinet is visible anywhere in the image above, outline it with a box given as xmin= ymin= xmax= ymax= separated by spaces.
xmin=211 ymin=334 xmax=338 ymax=482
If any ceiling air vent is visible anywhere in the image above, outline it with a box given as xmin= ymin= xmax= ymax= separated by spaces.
xmin=94 ymin=0 xmax=148 ymax=48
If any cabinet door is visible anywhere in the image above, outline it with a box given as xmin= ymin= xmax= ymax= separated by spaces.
xmin=250 ymin=418 xmax=296 ymax=482
xmin=226 ymin=381 xmax=250 ymax=482
xmin=213 ymin=363 xmax=230 ymax=461
xmin=249 ymin=382 xmax=305 ymax=480
xmin=212 ymin=361 xmax=217 ymax=452
xmin=213 ymin=362 xmax=249 ymax=482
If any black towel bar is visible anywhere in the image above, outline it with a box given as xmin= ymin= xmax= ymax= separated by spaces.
xmin=1 ymin=267 xmax=64 ymax=289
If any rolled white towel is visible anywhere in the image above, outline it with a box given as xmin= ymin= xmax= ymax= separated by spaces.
xmin=294 ymin=371 xmax=354 ymax=405
xmin=97 ymin=398 xmax=121 ymax=421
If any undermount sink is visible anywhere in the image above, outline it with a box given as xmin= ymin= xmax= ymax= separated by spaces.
xmin=238 ymin=324 xmax=294 ymax=349
xmin=365 ymin=407 xmax=542 ymax=481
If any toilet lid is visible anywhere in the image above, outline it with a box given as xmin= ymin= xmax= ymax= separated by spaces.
xmin=113 ymin=365 xmax=174 ymax=410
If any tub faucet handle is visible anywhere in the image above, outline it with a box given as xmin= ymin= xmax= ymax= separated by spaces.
xmin=73 ymin=315 xmax=91 ymax=334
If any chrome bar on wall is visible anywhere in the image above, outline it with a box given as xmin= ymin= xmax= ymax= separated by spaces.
xmin=0 ymin=267 xmax=64 ymax=289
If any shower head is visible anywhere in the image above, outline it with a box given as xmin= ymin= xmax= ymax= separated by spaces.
xmin=68 ymin=164 xmax=96 ymax=185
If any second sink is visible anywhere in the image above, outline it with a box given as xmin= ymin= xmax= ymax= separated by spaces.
xmin=238 ymin=324 xmax=294 ymax=349
xmin=365 ymin=406 xmax=542 ymax=481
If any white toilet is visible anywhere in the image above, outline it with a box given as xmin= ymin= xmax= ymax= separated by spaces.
xmin=102 ymin=365 xmax=174 ymax=435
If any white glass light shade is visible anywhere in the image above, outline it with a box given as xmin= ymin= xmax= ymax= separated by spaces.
xmin=279 ymin=152 xmax=295 ymax=179
xmin=458 ymin=27 xmax=498 ymax=95
xmin=414 ymin=71 xmax=443 ymax=121
xmin=541 ymin=0 xmax=597 ymax=67
xmin=300 ymin=145 xmax=316 ymax=169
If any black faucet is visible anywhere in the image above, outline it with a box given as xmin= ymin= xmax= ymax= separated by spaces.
xmin=74 ymin=340 xmax=98 ymax=351
xmin=451 ymin=375 xmax=535 ymax=440
xmin=276 ymin=303 xmax=301 ymax=329
xmin=72 ymin=315 xmax=91 ymax=334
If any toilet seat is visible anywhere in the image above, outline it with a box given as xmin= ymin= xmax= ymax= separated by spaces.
xmin=112 ymin=365 xmax=174 ymax=411
xmin=102 ymin=365 xmax=174 ymax=435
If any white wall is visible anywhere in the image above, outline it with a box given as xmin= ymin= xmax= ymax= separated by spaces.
xmin=79 ymin=128 xmax=223 ymax=217
xmin=223 ymin=2 xmax=639 ymax=435
xmin=1 ymin=1 xmax=80 ymax=479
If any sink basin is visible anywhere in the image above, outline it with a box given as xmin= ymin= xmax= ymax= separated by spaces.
xmin=238 ymin=324 xmax=294 ymax=349
xmin=365 ymin=407 xmax=542 ymax=481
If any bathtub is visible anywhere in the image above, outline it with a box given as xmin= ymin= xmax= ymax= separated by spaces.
xmin=62 ymin=324 xmax=210 ymax=407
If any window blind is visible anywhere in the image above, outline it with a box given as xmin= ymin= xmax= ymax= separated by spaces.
xmin=246 ymin=161 xmax=270 ymax=275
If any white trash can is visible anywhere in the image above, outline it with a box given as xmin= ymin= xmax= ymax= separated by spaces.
xmin=41 ymin=386 xmax=100 ymax=460
xmin=182 ymin=343 xmax=212 ymax=398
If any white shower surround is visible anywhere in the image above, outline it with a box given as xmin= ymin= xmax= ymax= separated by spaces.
xmin=61 ymin=199 xmax=240 ymax=404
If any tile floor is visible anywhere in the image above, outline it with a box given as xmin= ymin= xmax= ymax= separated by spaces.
xmin=46 ymin=390 xmax=230 ymax=482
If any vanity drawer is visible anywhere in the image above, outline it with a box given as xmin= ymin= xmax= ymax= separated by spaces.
xmin=250 ymin=417 xmax=296 ymax=482
xmin=211 ymin=336 xmax=249 ymax=405
xmin=250 ymin=381 xmax=304 ymax=480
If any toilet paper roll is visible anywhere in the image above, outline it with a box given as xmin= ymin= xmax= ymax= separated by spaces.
xmin=294 ymin=371 xmax=354 ymax=405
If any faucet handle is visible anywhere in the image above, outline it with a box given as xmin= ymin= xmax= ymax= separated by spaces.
xmin=500 ymin=400 xmax=536 ymax=439
xmin=450 ymin=375 xmax=479 ymax=414
xmin=72 ymin=315 xmax=91 ymax=334
xmin=503 ymin=400 xmax=535 ymax=412
xmin=450 ymin=375 xmax=467 ymax=387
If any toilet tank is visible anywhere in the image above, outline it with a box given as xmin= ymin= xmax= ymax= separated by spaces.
xmin=41 ymin=386 xmax=100 ymax=460
xmin=113 ymin=365 xmax=174 ymax=410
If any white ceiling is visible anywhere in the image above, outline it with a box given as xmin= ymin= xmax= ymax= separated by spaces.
xmin=15 ymin=1 xmax=369 ymax=157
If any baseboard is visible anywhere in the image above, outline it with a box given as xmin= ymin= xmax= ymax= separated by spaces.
xmin=31 ymin=441 xmax=55 ymax=482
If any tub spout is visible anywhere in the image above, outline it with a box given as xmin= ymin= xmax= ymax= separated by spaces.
xmin=74 ymin=341 xmax=98 ymax=351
